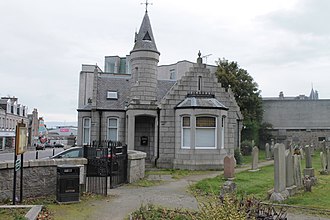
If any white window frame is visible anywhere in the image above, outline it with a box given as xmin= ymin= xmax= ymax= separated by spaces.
xmin=82 ymin=117 xmax=91 ymax=145
xmin=181 ymin=116 xmax=191 ymax=149
xmin=107 ymin=118 xmax=118 ymax=141
xmin=195 ymin=116 xmax=217 ymax=149
xmin=107 ymin=91 xmax=118 ymax=99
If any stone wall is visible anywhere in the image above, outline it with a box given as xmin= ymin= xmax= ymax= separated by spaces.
xmin=0 ymin=152 xmax=146 ymax=201
xmin=0 ymin=158 xmax=87 ymax=201
xmin=127 ymin=150 xmax=147 ymax=183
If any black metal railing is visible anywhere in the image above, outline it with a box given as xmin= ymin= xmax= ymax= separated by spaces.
xmin=84 ymin=141 xmax=128 ymax=195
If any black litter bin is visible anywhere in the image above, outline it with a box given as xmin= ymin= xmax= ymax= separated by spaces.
xmin=56 ymin=165 xmax=80 ymax=203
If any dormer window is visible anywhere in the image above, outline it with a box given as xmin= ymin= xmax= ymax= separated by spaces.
xmin=170 ymin=69 xmax=176 ymax=80
xmin=143 ymin=31 xmax=152 ymax=41
xmin=107 ymin=91 xmax=118 ymax=99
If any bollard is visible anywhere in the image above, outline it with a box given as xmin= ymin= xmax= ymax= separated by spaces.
xmin=36 ymin=151 xmax=39 ymax=159
xmin=53 ymin=148 xmax=55 ymax=156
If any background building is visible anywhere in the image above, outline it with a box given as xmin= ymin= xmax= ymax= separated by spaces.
xmin=262 ymin=89 xmax=330 ymax=147
xmin=0 ymin=97 xmax=28 ymax=150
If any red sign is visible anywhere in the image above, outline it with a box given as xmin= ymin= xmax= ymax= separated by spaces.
xmin=60 ymin=128 xmax=70 ymax=132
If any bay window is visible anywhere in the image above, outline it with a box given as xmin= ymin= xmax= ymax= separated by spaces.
xmin=196 ymin=116 xmax=216 ymax=149
xmin=181 ymin=116 xmax=191 ymax=148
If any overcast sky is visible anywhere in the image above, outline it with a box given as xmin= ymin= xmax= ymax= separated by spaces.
xmin=0 ymin=0 xmax=329 ymax=123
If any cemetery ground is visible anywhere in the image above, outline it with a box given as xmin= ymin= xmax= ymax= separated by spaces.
xmin=1 ymin=150 xmax=329 ymax=219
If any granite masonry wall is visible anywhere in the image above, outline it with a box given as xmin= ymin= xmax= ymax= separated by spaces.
xmin=0 ymin=150 xmax=146 ymax=201
xmin=0 ymin=158 xmax=87 ymax=201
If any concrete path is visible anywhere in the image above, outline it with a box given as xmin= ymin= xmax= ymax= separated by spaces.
xmin=87 ymin=160 xmax=330 ymax=220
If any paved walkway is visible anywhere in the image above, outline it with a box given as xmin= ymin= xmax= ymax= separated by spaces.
xmin=87 ymin=160 xmax=329 ymax=220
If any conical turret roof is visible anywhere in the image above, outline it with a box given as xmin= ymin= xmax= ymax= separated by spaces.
xmin=131 ymin=12 xmax=159 ymax=54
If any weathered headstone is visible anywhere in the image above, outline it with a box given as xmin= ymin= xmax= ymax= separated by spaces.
xmin=270 ymin=143 xmax=289 ymax=202
xmin=320 ymin=152 xmax=328 ymax=175
xmin=285 ymin=150 xmax=296 ymax=195
xmin=270 ymin=139 xmax=275 ymax=158
xmin=220 ymin=180 xmax=237 ymax=197
xmin=304 ymin=145 xmax=314 ymax=173
xmin=304 ymin=176 xmax=312 ymax=192
xmin=223 ymin=155 xmax=235 ymax=180
xmin=265 ymin=143 xmax=271 ymax=160
xmin=303 ymin=145 xmax=317 ymax=185
xmin=249 ymin=146 xmax=260 ymax=172
xmin=293 ymin=155 xmax=303 ymax=189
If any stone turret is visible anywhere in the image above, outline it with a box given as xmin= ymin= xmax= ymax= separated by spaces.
xmin=129 ymin=11 xmax=160 ymax=106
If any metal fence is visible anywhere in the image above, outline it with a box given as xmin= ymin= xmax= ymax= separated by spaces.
xmin=84 ymin=141 xmax=128 ymax=195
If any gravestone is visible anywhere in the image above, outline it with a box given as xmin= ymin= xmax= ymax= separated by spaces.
xmin=220 ymin=180 xmax=237 ymax=197
xmin=285 ymin=150 xmax=296 ymax=195
xmin=293 ymin=155 xmax=303 ymax=189
xmin=320 ymin=152 xmax=328 ymax=175
xmin=223 ymin=155 xmax=235 ymax=180
xmin=303 ymin=145 xmax=317 ymax=185
xmin=249 ymin=146 xmax=260 ymax=172
xmin=270 ymin=139 xmax=275 ymax=158
xmin=265 ymin=143 xmax=271 ymax=160
xmin=270 ymin=143 xmax=289 ymax=202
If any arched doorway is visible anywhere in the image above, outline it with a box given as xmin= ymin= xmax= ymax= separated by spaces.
xmin=134 ymin=115 xmax=156 ymax=161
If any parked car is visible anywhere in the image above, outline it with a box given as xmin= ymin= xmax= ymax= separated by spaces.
xmin=48 ymin=147 xmax=119 ymax=172
xmin=50 ymin=147 xmax=83 ymax=159
xmin=54 ymin=143 xmax=64 ymax=148
xmin=45 ymin=143 xmax=53 ymax=148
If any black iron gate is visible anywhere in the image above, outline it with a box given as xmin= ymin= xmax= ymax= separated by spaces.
xmin=84 ymin=141 xmax=128 ymax=195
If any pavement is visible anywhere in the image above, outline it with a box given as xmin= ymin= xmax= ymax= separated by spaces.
xmin=84 ymin=160 xmax=330 ymax=220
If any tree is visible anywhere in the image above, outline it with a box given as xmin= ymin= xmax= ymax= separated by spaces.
xmin=215 ymin=58 xmax=263 ymax=144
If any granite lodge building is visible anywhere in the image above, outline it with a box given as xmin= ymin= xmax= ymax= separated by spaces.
xmin=77 ymin=10 xmax=243 ymax=169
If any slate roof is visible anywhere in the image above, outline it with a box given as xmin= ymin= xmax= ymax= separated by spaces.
xmin=131 ymin=12 xmax=159 ymax=54
xmin=95 ymin=75 xmax=175 ymax=110
xmin=175 ymin=92 xmax=228 ymax=110
xmin=97 ymin=76 xmax=131 ymax=110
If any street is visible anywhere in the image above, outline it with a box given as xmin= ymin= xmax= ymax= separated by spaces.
xmin=0 ymin=148 xmax=64 ymax=162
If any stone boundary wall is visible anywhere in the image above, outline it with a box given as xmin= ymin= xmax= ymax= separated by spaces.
xmin=0 ymin=158 xmax=88 ymax=201
xmin=127 ymin=150 xmax=146 ymax=183
xmin=0 ymin=151 xmax=146 ymax=201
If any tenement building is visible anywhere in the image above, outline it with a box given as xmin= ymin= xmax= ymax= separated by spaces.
xmin=77 ymin=10 xmax=242 ymax=169
xmin=0 ymin=97 xmax=28 ymax=150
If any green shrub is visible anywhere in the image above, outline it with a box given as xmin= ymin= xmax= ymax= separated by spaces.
xmin=195 ymin=194 xmax=246 ymax=220
xmin=234 ymin=149 xmax=243 ymax=165
xmin=241 ymin=140 xmax=253 ymax=156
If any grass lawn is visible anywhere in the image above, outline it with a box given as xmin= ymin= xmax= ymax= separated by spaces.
xmin=146 ymin=169 xmax=206 ymax=179
xmin=284 ymin=151 xmax=330 ymax=210
xmin=0 ymin=193 xmax=111 ymax=220
xmin=0 ymin=208 xmax=30 ymax=220
xmin=192 ymin=150 xmax=330 ymax=211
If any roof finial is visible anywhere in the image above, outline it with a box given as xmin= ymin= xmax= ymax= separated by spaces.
xmin=141 ymin=0 xmax=152 ymax=13
xmin=197 ymin=51 xmax=203 ymax=64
